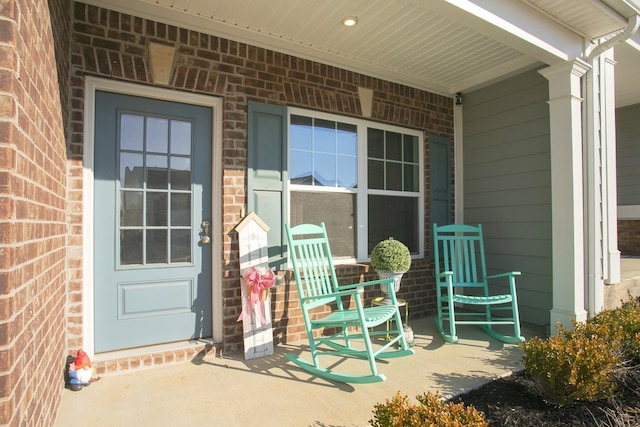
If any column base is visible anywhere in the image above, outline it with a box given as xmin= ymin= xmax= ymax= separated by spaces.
xmin=549 ymin=308 xmax=588 ymax=335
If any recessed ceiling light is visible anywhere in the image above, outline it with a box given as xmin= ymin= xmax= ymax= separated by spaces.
xmin=342 ymin=16 xmax=358 ymax=27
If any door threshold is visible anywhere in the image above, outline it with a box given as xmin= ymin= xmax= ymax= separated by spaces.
xmin=91 ymin=339 xmax=220 ymax=377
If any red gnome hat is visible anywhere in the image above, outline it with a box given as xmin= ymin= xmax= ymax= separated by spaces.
xmin=74 ymin=350 xmax=91 ymax=370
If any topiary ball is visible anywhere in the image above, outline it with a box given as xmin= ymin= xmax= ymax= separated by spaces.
xmin=370 ymin=238 xmax=411 ymax=273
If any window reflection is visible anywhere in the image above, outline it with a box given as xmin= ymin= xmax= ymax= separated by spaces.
xmin=120 ymin=153 xmax=143 ymax=188
xmin=170 ymin=121 xmax=192 ymax=155
xmin=146 ymin=117 xmax=168 ymax=153
xmin=120 ymin=114 xmax=144 ymax=151
xmin=290 ymin=115 xmax=357 ymax=189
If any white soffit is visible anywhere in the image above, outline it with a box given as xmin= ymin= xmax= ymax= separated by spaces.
xmin=520 ymin=0 xmax=627 ymax=39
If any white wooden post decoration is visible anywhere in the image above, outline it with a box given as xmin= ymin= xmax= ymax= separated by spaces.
xmin=235 ymin=212 xmax=275 ymax=360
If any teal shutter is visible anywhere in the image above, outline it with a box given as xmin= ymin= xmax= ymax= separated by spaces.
xmin=429 ymin=134 xmax=452 ymax=253
xmin=247 ymin=101 xmax=288 ymax=269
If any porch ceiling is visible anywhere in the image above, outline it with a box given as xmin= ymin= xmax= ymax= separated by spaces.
xmin=87 ymin=0 xmax=640 ymax=107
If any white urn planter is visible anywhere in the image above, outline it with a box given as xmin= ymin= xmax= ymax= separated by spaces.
xmin=375 ymin=269 xmax=405 ymax=305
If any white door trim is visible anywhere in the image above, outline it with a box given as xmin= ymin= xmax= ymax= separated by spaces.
xmin=83 ymin=77 xmax=224 ymax=357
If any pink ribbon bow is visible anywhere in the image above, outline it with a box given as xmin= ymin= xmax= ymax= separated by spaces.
xmin=237 ymin=266 xmax=277 ymax=324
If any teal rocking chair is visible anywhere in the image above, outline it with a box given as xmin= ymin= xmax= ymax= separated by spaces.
xmin=433 ymin=224 xmax=524 ymax=344
xmin=285 ymin=223 xmax=414 ymax=383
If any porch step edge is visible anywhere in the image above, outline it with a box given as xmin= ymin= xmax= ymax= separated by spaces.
xmin=91 ymin=340 xmax=220 ymax=377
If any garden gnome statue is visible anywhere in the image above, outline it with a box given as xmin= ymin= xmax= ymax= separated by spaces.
xmin=68 ymin=349 xmax=93 ymax=391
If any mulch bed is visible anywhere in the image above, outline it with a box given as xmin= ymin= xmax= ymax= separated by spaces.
xmin=451 ymin=370 xmax=640 ymax=426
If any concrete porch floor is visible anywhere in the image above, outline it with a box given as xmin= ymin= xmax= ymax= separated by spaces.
xmin=55 ymin=258 xmax=640 ymax=427
xmin=55 ymin=318 xmax=542 ymax=427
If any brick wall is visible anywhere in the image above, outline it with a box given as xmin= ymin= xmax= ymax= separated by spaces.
xmin=0 ymin=0 xmax=71 ymax=425
xmin=70 ymin=3 xmax=453 ymax=354
xmin=619 ymin=220 xmax=640 ymax=256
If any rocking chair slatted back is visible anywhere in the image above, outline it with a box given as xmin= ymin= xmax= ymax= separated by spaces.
xmin=436 ymin=226 xmax=487 ymax=288
xmin=287 ymin=225 xmax=339 ymax=309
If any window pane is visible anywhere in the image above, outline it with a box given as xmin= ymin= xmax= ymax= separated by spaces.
xmin=146 ymin=192 xmax=167 ymax=226
xmin=146 ymin=117 xmax=168 ymax=153
xmin=171 ymin=230 xmax=191 ymax=263
xmin=368 ymin=159 xmax=384 ymax=189
xmin=404 ymin=135 xmax=418 ymax=162
xmin=314 ymin=153 xmax=336 ymax=186
xmin=368 ymin=128 xmax=384 ymax=158
xmin=170 ymin=157 xmax=191 ymax=190
xmin=368 ymin=195 xmax=418 ymax=254
xmin=120 ymin=114 xmax=144 ymax=151
xmin=337 ymin=156 xmax=357 ymax=188
xmin=290 ymin=191 xmax=356 ymax=257
xmin=337 ymin=123 xmax=357 ymax=156
xmin=170 ymin=120 xmax=191 ymax=155
xmin=314 ymin=119 xmax=336 ymax=154
xmin=120 ymin=153 xmax=143 ymax=188
xmin=120 ymin=230 xmax=143 ymax=265
xmin=171 ymin=193 xmax=191 ymax=226
xmin=368 ymin=128 xmax=419 ymax=193
xmin=121 ymin=191 xmax=143 ymax=226
xmin=291 ymin=115 xmax=312 ymax=151
xmin=291 ymin=116 xmax=358 ymax=189
xmin=386 ymin=132 xmax=402 ymax=160
xmin=147 ymin=155 xmax=168 ymax=189
xmin=386 ymin=162 xmax=402 ymax=191
xmin=290 ymin=150 xmax=313 ymax=184
xmin=146 ymin=229 xmax=168 ymax=264
xmin=404 ymin=164 xmax=419 ymax=192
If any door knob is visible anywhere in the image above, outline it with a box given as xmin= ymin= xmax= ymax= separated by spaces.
xmin=200 ymin=221 xmax=211 ymax=245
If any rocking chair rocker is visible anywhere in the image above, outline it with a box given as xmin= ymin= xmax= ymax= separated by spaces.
xmin=433 ymin=223 xmax=524 ymax=344
xmin=285 ymin=223 xmax=414 ymax=383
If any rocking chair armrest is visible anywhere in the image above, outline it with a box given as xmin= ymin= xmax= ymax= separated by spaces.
xmin=300 ymin=288 xmax=362 ymax=303
xmin=487 ymin=271 xmax=521 ymax=293
xmin=486 ymin=271 xmax=521 ymax=280
xmin=436 ymin=271 xmax=454 ymax=279
xmin=336 ymin=278 xmax=395 ymax=292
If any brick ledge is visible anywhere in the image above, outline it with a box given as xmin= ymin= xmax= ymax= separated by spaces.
xmin=91 ymin=340 xmax=220 ymax=377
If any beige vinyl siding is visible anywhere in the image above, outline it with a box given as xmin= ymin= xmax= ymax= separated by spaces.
xmin=463 ymin=69 xmax=552 ymax=326
xmin=617 ymin=104 xmax=640 ymax=206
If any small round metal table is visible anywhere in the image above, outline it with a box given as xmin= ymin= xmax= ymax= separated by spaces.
xmin=371 ymin=296 xmax=409 ymax=340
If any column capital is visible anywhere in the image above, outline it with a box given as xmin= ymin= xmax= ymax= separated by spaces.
xmin=538 ymin=58 xmax=591 ymax=81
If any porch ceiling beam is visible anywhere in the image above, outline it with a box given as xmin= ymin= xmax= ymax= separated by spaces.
xmin=415 ymin=0 xmax=585 ymax=64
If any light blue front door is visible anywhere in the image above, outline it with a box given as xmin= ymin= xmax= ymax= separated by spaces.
xmin=94 ymin=91 xmax=212 ymax=352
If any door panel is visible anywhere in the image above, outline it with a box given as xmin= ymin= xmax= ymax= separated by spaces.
xmin=94 ymin=91 xmax=212 ymax=352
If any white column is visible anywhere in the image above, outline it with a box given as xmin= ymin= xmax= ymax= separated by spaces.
xmin=600 ymin=50 xmax=621 ymax=287
xmin=584 ymin=49 xmax=622 ymax=318
xmin=583 ymin=55 xmax=603 ymax=318
xmin=454 ymin=96 xmax=464 ymax=224
xmin=539 ymin=59 xmax=591 ymax=332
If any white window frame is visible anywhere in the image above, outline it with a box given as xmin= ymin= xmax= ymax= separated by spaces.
xmin=287 ymin=107 xmax=424 ymax=264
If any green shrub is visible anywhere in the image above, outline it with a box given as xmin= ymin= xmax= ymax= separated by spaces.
xmin=370 ymin=391 xmax=488 ymax=427
xmin=520 ymin=321 xmax=621 ymax=406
